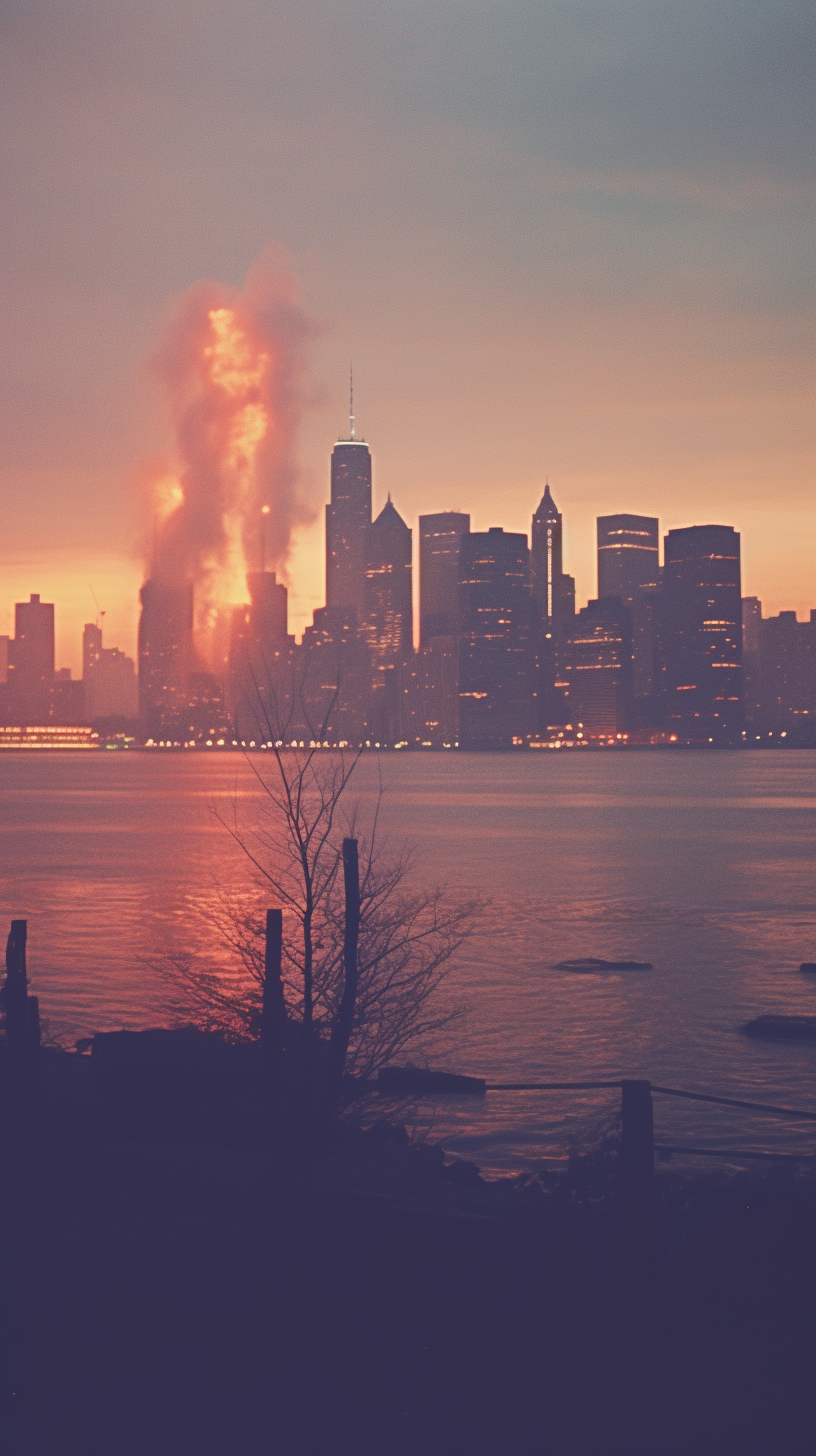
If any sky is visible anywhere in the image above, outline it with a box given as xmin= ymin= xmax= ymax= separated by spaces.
xmin=1 ymin=0 xmax=813 ymax=672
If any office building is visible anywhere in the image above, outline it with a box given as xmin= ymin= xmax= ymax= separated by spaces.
xmin=6 ymin=594 xmax=55 ymax=722
xmin=364 ymin=497 xmax=413 ymax=741
xmin=325 ymin=401 xmax=372 ymax=620
xmin=228 ymin=571 xmax=293 ymax=739
xmin=742 ymin=601 xmax=816 ymax=742
xmin=300 ymin=605 xmax=371 ymax=744
xmin=597 ymin=515 xmax=659 ymax=602
xmin=458 ymin=527 xmax=533 ymax=748
xmin=631 ymin=585 xmax=666 ymax=721
xmin=564 ymin=598 xmax=633 ymax=737
xmin=137 ymin=579 xmax=195 ymax=741
xmin=663 ymin=525 xmax=743 ymax=743
xmin=406 ymin=636 xmax=459 ymax=748
xmin=82 ymin=622 xmax=137 ymax=721
xmin=530 ymin=486 xmax=575 ymax=727
xmin=50 ymin=668 xmax=87 ymax=725
xmin=419 ymin=512 xmax=470 ymax=644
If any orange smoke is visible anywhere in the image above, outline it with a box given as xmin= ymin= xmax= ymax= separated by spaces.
xmin=144 ymin=251 xmax=317 ymax=665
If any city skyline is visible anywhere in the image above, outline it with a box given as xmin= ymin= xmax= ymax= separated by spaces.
xmin=3 ymin=438 xmax=814 ymax=748
xmin=2 ymin=4 xmax=813 ymax=671
xmin=2 ymin=412 xmax=813 ymax=678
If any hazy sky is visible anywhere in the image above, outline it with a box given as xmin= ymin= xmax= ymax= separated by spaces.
xmin=1 ymin=0 xmax=813 ymax=670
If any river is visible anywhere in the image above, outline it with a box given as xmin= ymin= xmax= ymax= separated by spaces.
xmin=2 ymin=748 xmax=814 ymax=1172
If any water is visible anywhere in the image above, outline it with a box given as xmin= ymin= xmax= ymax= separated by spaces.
xmin=2 ymin=749 xmax=814 ymax=1173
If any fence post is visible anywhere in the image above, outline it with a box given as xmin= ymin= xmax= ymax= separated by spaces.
xmin=620 ymin=1079 xmax=654 ymax=1226
xmin=261 ymin=909 xmax=286 ymax=1062
xmin=2 ymin=919 xmax=40 ymax=1150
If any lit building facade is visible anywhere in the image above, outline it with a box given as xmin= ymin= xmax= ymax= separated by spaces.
xmin=364 ymin=498 xmax=413 ymax=742
xmin=742 ymin=601 xmax=816 ymax=743
xmin=597 ymin=515 xmax=659 ymax=601
xmin=663 ymin=525 xmax=743 ymax=744
xmin=137 ymin=579 xmax=195 ymax=741
xmin=565 ymin=598 xmax=633 ymax=737
xmin=325 ymin=432 xmax=372 ymax=621
xmin=458 ymin=527 xmax=533 ymax=749
xmin=530 ymin=486 xmax=575 ymax=728
xmin=419 ymin=511 xmax=470 ymax=644
xmin=6 ymin=594 xmax=55 ymax=722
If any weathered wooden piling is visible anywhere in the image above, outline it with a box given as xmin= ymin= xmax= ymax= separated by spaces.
xmin=261 ymin=908 xmax=286 ymax=1061
xmin=327 ymin=838 xmax=360 ymax=1079
xmin=2 ymin=919 xmax=41 ymax=1148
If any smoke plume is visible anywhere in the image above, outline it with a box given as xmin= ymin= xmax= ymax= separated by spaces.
xmin=144 ymin=250 xmax=318 ymax=664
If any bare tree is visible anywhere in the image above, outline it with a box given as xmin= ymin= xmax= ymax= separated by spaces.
xmin=164 ymin=738 xmax=472 ymax=1128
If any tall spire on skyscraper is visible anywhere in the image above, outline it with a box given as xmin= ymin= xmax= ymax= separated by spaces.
xmin=349 ymin=364 xmax=355 ymax=441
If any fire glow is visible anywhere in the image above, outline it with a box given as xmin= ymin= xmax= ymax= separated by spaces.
xmin=144 ymin=253 xmax=316 ymax=667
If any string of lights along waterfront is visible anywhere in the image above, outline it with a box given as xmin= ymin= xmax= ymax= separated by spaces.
xmin=1 ymin=402 xmax=814 ymax=749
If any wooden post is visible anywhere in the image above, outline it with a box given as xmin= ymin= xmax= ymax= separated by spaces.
xmin=327 ymin=839 xmax=360 ymax=1086
xmin=261 ymin=909 xmax=286 ymax=1061
xmin=4 ymin=919 xmax=30 ymax=1055
xmin=261 ymin=909 xmax=294 ymax=1167
xmin=2 ymin=919 xmax=40 ymax=1149
xmin=620 ymin=1079 xmax=654 ymax=1225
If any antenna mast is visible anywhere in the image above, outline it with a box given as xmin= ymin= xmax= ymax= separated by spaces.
xmin=349 ymin=364 xmax=355 ymax=441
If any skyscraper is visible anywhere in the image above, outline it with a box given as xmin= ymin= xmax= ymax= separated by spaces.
xmin=7 ymin=594 xmax=55 ymax=722
xmin=663 ymin=524 xmax=743 ymax=743
xmin=228 ymin=571 xmax=292 ymax=738
xmin=597 ymin=515 xmax=659 ymax=602
xmin=137 ymin=579 xmax=194 ymax=741
xmin=530 ymin=485 xmax=575 ymax=727
xmin=419 ymin=512 xmax=470 ymax=644
xmin=564 ymin=598 xmax=633 ymax=737
xmin=364 ymin=498 xmax=413 ymax=740
xmin=458 ymin=527 xmax=533 ymax=748
xmin=742 ymin=603 xmax=816 ymax=743
xmin=83 ymin=621 xmax=137 ymax=721
xmin=325 ymin=391 xmax=372 ymax=620
xmin=300 ymin=605 xmax=371 ymax=744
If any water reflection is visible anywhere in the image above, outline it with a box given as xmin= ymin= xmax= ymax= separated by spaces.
xmin=1 ymin=749 xmax=814 ymax=1171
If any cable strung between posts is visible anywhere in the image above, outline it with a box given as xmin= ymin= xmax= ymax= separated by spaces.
xmin=650 ymin=1086 xmax=816 ymax=1120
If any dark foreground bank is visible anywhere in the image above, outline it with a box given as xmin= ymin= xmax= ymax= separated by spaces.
xmin=0 ymin=1048 xmax=813 ymax=1456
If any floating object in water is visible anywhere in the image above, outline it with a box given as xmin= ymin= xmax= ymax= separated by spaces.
xmin=555 ymin=957 xmax=653 ymax=972
xmin=800 ymin=962 xmax=816 ymax=974
xmin=743 ymin=1015 xmax=816 ymax=1042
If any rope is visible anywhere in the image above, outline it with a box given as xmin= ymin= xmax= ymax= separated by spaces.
xmin=650 ymin=1086 xmax=816 ymax=1121
xmin=484 ymin=1081 xmax=622 ymax=1091
xmin=656 ymin=1145 xmax=813 ymax=1163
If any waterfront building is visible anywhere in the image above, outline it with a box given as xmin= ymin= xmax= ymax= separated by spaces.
xmin=50 ymin=668 xmax=87 ymax=725
xmin=419 ymin=512 xmax=470 ymax=644
xmin=228 ymin=571 xmax=293 ymax=739
xmin=458 ymin=527 xmax=533 ymax=748
xmin=663 ymin=525 xmax=743 ymax=744
xmin=631 ymin=584 xmax=666 ymax=724
xmin=564 ymin=597 xmax=633 ymax=737
xmin=405 ymin=635 xmax=459 ymax=747
xmin=364 ymin=497 xmax=413 ymax=742
xmin=137 ymin=579 xmax=195 ymax=742
xmin=6 ymin=593 xmax=55 ymax=722
xmin=742 ymin=600 xmax=816 ymax=743
xmin=82 ymin=622 xmax=137 ymax=721
xmin=530 ymin=486 xmax=575 ymax=728
xmin=597 ymin=515 xmax=661 ymax=724
xmin=300 ymin=605 xmax=371 ymax=744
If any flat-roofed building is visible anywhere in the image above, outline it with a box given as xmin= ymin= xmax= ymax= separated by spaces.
xmin=663 ymin=524 xmax=743 ymax=744
xmin=458 ymin=527 xmax=533 ymax=749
